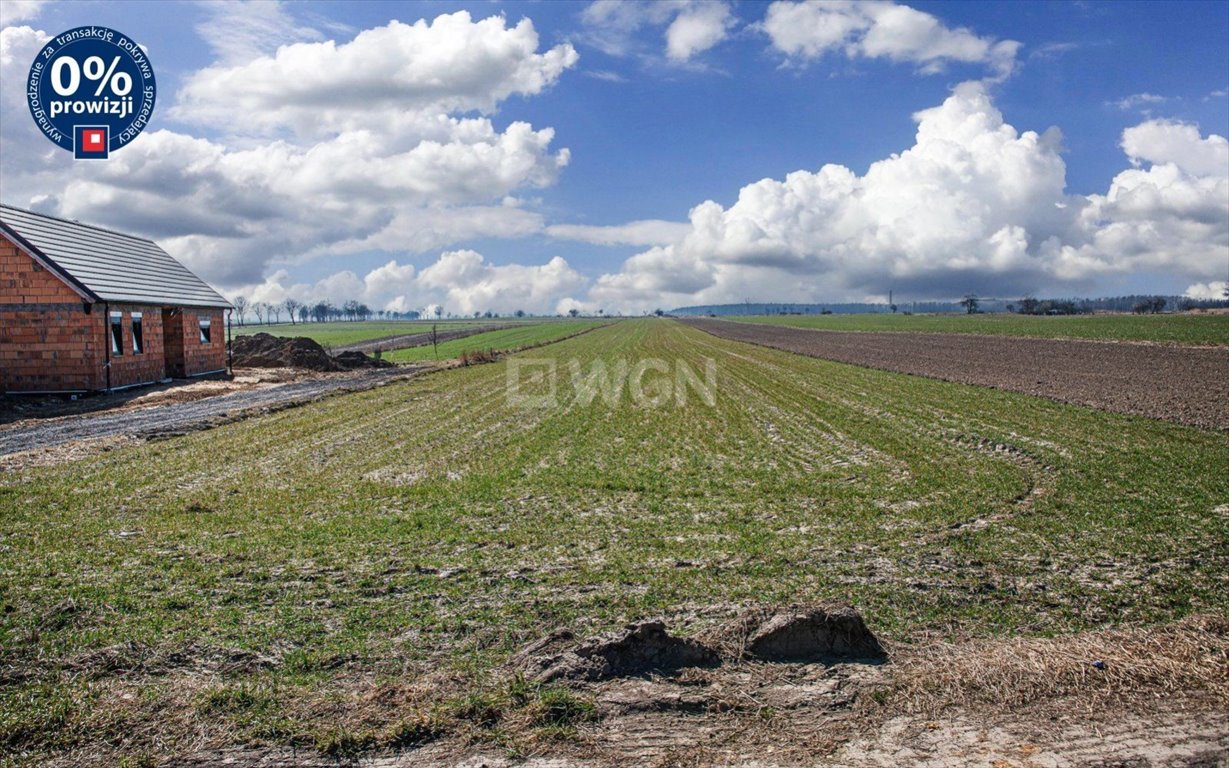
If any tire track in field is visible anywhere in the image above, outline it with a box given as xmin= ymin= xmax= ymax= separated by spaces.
xmin=685 ymin=329 xmax=913 ymax=481
xmin=676 ymin=324 xmax=1053 ymax=539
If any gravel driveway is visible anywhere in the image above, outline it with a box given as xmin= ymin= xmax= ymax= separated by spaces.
xmin=0 ymin=366 xmax=427 ymax=458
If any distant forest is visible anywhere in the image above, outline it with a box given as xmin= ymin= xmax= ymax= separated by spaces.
xmin=671 ymin=295 xmax=1229 ymax=316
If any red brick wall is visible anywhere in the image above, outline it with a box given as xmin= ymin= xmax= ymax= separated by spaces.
xmin=105 ymin=305 xmax=166 ymax=387
xmin=165 ymin=308 xmax=227 ymax=377
xmin=1 ymin=237 xmax=227 ymax=391
xmin=1 ymin=239 xmax=105 ymax=391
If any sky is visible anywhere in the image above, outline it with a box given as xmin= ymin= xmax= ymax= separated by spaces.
xmin=1 ymin=0 xmax=1227 ymax=315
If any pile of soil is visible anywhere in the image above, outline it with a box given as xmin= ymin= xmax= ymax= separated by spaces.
xmin=231 ymin=333 xmax=391 ymax=371
xmin=331 ymin=350 xmax=394 ymax=369
xmin=517 ymin=621 xmax=720 ymax=683
xmin=514 ymin=605 xmax=885 ymax=683
xmin=706 ymin=604 xmax=888 ymax=663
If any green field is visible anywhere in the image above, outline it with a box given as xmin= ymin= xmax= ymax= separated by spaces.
xmin=730 ymin=312 xmax=1229 ymax=345
xmin=232 ymin=320 xmax=532 ymax=348
xmin=2 ymin=320 xmax=1226 ymax=762
xmin=383 ymin=320 xmax=606 ymax=362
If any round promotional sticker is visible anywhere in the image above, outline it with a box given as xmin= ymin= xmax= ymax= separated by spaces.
xmin=26 ymin=26 xmax=157 ymax=159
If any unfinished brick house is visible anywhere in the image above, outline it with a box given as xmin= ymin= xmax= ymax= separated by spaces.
xmin=1 ymin=204 xmax=232 ymax=393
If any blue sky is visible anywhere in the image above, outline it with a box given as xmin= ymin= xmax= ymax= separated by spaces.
xmin=2 ymin=0 xmax=1226 ymax=314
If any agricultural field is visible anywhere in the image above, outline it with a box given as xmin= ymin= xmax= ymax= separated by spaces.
xmin=1 ymin=319 xmax=1226 ymax=766
xmin=232 ymin=320 xmax=536 ymax=348
xmin=382 ymin=320 xmax=607 ymax=362
xmin=731 ymin=311 xmax=1229 ymax=345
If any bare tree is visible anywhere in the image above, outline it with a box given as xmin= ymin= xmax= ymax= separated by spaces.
xmin=232 ymin=296 xmax=249 ymax=326
xmin=298 ymin=305 xmax=310 ymax=324
xmin=959 ymin=294 xmax=979 ymax=314
xmin=252 ymin=302 xmax=268 ymax=325
xmin=282 ymin=299 xmax=302 ymax=325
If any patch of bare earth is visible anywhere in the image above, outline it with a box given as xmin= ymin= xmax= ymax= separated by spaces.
xmin=679 ymin=318 xmax=1229 ymax=430
xmin=334 ymin=324 xmax=512 ymax=354
xmin=0 ymin=366 xmax=429 ymax=467
xmin=72 ymin=610 xmax=1227 ymax=768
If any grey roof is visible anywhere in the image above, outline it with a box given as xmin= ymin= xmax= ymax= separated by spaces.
xmin=0 ymin=203 xmax=231 ymax=309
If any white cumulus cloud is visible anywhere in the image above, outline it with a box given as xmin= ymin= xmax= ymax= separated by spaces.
xmin=588 ymin=82 xmax=1229 ymax=312
xmin=0 ymin=24 xmax=52 ymax=174
xmin=762 ymin=0 xmax=1020 ymax=78
xmin=0 ymin=0 xmax=46 ymax=25
xmin=1 ymin=11 xmax=578 ymax=293
xmin=666 ymin=2 xmax=735 ymax=61
xmin=1184 ymin=281 xmax=1228 ymax=300
xmin=1121 ymin=119 xmax=1229 ymax=177
xmin=240 ymin=250 xmax=587 ymax=316
xmin=173 ymin=11 xmax=578 ymax=138
xmin=581 ymin=0 xmax=734 ymax=64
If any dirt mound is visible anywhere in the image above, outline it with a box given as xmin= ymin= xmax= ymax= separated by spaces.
xmin=702 ymin=604 xmax=887 ymax=663
xmin=748 ymin=607 xmax=885 ymax=662
xmin=332 ymin=350 xmax=394 ymax=369
xmin=516 ymin=608 xmax=884 ymax=683
xmin=516 ymin=621 xmax=720 ymax=682
xmin=231 ymin=333 xmax=390 ymax=371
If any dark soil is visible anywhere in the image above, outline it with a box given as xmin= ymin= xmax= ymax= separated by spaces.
xmin=335 ymin=324 xmax=512 ymax=354
xmin=232 ymin=333 xmax=391 ymax=371
xmin=516 ymin=621 xmax=721 ymax=683
xmin=514 ymin=607 xmax=882 ymax=683
xmin=715 ymin=605 xmax=888 ymax=663
xmin=680 ymin=319 xmax=1229 ymax=430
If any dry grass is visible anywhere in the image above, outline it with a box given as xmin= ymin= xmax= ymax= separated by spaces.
xmin=884 ymin=614 xmax=1229 ymax=717
xmin=458 ymin=349 xmax=498 ymax=365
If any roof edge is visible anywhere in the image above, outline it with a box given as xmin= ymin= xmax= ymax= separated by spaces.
xmin=97 ymin=296 xmax=234 ymax=310
xmin=0 ymin=223 xmax=98 ymax=303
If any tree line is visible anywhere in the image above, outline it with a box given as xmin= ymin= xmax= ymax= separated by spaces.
xmin=229 ymin=298 xmax=391 ymax=326
xmin=1009 ymin=293 xmax=1228 ymax=315
xmin=227 ymin=298 xmax=608 ymax=326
